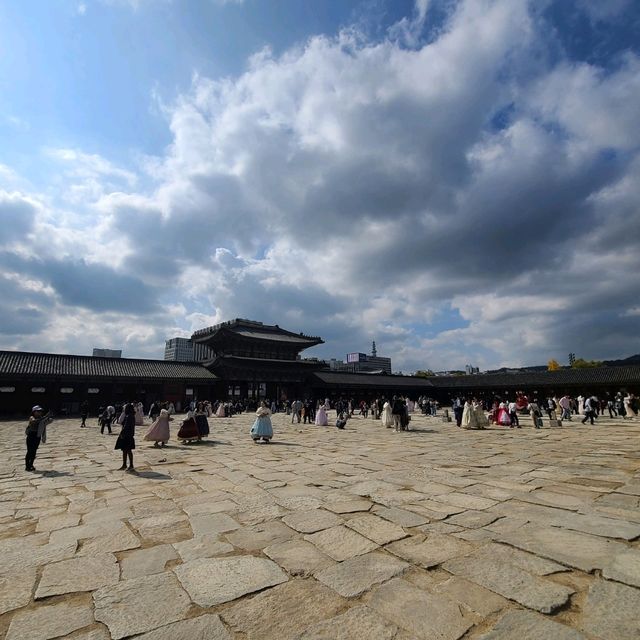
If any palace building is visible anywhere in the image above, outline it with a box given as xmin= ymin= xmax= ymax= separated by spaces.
xmin=1 ymin=318 xmax=639 ymax=416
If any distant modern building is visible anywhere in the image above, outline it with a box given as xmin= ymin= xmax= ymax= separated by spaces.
xmin=465 ymin=364 xmax=480 ymax=375
xmin=336 ymin=341 xmax=392 ymax=374
xmin=164 ymin=337 xmax=194 ymax=362
xmin=164 ymin=337 xmax=215 ymax=362
xmin=92 ymin=348 xmax=121 ymax=358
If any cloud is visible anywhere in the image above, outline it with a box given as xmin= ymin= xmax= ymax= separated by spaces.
xmin=1 ymin=0 xmax=639 ymax=371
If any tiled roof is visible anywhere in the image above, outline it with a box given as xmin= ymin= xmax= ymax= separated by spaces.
xmin=0 ymin=351 xmax=217 ymax=381
xmin=192 ymin=319 xmax=323 ymax=345
xmin=428 ymin=365 xmax=640 ymax=389
xmin=313 ymin=371 xmax=435 ymax=389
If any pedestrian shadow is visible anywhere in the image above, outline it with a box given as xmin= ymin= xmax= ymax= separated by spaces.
xmin=259 ymin=441 xmax=302 ymax=446
xmin=40 ymin=470 xmax=74 ymax=477
xmin=135 ymin=470 xmax=171 ymax=480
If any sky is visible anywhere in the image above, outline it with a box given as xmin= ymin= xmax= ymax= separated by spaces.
xmin=0 ymin=0 xmax=639 ymax=373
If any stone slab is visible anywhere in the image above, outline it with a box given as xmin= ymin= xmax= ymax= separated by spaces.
xmin=497 ymin=523 xmax=628 ymax=572
xmin=264 ymin=538 xmax=334 ymax=576
xmin=478 ymin=610 xmax=586 ymax=639
xmin=324 ymin=498 xmax=372 ymax=513
xmin=297 ymin=605 xmax=399 ymax=640
xmin=315 ymin=551 xmax=408 ymax=597
xmin=93 ymin=572 xmax=191 ymax=640
xmin=129 ymin=513 xmax=192 ymax=544
xmin=173 ymin=534 xmax=234 ymax=561
xmin=443 ymin=553 xmax=574 ymax=613
xmin=133 ymin=614 xmax=232 ymax=640
xmin=433 ymin=492 xmax=497 ymax=511
xmin=220 ymin=578 xmax=345 ymax=639
xmin=372 ymin=505 xmax=429 ymax=527
xmin=78 ymin=524 xmax=141 ymax=556
xmin=304 ymin=525 xmax=378 ymax=561
xmin=368 ymin=578 xmax=472 ymax=640
xmin=472 ymin=542 xmax=567 ymax=576
xmin=346 ymin=513 xmax=408 ymax=545
xmin=435 ymin=576 xmax=509 ymax=616
xmin=602 ymin=547 xmax=640 ymax=588
xmin=0 ymin=567 xmax=37 ymax=615
xmin=282 ymin=509 xmax=343 ymax=533
xmin=174 ymin=555 xmax=288 ymax=607
xmin=386 ymin=533 xmax=473 ymax=568
xmin=225 ymin=520 xmax=296 ymax=551
xmin=189 ymin=512 xmax=240 ymax=537
xmin=36 ymin=553 xmax=120 ymax=598
xmin=120 ymin=544 xmax=179 ymax=579
xmin=6 ymin=600 xmax=95 ymax=640
xmin=581 ymin=579 xmax=640 ymax=640
xmin=447 ymin=510 xmax=499 ymax=529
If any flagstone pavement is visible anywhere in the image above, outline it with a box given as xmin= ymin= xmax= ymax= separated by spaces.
xmin=1 ymin=411 xmax=640 ymax=639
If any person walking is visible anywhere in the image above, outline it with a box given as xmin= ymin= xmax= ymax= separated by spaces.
xmin=291 ymin=399 xmax=302 ymax=424
xmin=25 ymin=405 xmax=52 ymax=472
xmin=115 ymin=403 xmax=136 ymax=473
xmin=508 ymin=399 xmax=520 ymax=427
xmin=144 ymin=408 xmax=172 ymax=447
xmin=315 ymin=403 xmax=329 ymax=426
xmin=100 ymin=407 xmax=113 ymax=434
xmin=381 ymin=399 xmax=394 ymax=428
xmin=452 ymin=397 xmax=463 ymax=427
xmin=80 ymin=401 xmax=89 ymax=428
xmin=391 ymin=396 xmax=405 ymax=432
xmin=528 ymin=399 xmax=542 ymax=429
xmin=581 ymin=397 xmax=597 ymax=425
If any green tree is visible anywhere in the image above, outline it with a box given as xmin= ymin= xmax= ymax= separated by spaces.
xmin=414 ymin=370 xmax=435 ymax=378
xmin=571 ymin=358 xmax=603 ymax=369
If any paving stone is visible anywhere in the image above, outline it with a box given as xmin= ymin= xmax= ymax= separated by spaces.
xmin=120 ymin=544 xmax=179 ymax=579
xmin=133 ymin=614 xmax=232 ymax=640
xmin=6 ymin=600 xmax=95 ymax=640
xmin=297 ymin=605 xmax=399 ymax=640
xmin=435 ymin=576 xmax=509 ymax=616
xmin=189 ymin=512 xmax=240 ymax=536
xmin=225 ymin=520 xmax=296 ymax=550
xmin=581 ymin=579 xmax=640 ymax=640
xmin=447 ymin=510 xmax=499 ymax=529
xmin=368 ymin=578 xmax=472 ymax=640
xmin=324 ymin=498 xmax=372 ymax=513
xmin=443 ymin=552 xmax=574 ymax=613
xmin=478 ymin=610 xmax=586 ymax=639
xmin=433 ymin=492 xmax=497 ymax=510
xmin=173 ymin=534 xmax=234 ymax=561
xmin=0 ymin=567 xmax=37 ymax=615
xmin=304 ymin=525 xmax=378 ymax=561
xmin=372 ymin=505 xmax=430 ymax=527
xmin=497 ymin=523 xmax=628 ymax=572
xmin=220 ymin=578 xmax=345 ymax=639
xmin=174 ymin=555 xmax=288 ymax=607
xmin=602 ymin=547 xmax=640 ymax=588
xmin=315 ymin=551 xmax=409 ymax=597
xmin=386 ymin=533 xmax=473 ymax=568
xmin=36 ymin=553 xmax=120 ymax=598
xmin=93 ymin=572 xmax=191 ymax=639
xmin=282 ymin=509 xmax=343 ymax=533
xmin=71 ymin=628 xmax=111 ymax=640
xmin=346 ymin=513 xmax=408 ymax=545
xmin=0 ymin=537 xmax=78 ymax=572
xmin=35 ymin=512 xmax=81 ymax=532
xmin=78 ymin=523 xmax=141 ymax=555
xmin=264 ymin=538 xmax=334 ymax=576
xmin=472 ymin=542 xmax=567 ymax=575
xmin=129 ymin=513 xmax=192 ymax=544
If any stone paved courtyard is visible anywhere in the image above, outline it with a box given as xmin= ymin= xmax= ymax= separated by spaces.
xmin=1 ymin=410 xmax=640 ymax=639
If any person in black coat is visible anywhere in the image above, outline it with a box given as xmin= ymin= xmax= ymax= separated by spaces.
xmin=115 ymin=403 xmax=136 ymax=472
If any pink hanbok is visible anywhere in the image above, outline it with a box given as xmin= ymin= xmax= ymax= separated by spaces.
xmin=144 ymin=409 xmax=171 ymax=445
xmin=315 ymin=405 xmax=329 ymax=426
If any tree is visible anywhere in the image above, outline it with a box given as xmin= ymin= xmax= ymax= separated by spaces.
xmin=572 ymin=358 xmax=603 ymax=369
xmin=547 ymin=359 xmax=561 ymax=371
xmin=414 ymin=370 xmax=435 ymax=378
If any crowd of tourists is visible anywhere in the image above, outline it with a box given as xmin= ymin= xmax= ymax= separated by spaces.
xmin=22 ymin=390 xmax=638 ymax=473
xmin=450 ymin=391 xmax=639 ymax=430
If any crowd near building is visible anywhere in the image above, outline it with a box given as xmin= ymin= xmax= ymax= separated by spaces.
xmin=1 ymin=318 xmax=639 ymax=417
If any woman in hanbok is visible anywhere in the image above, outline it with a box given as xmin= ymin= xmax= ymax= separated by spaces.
xmin=195 ymin=402 xmax=210 ymax=440
xmin=473 ymin=401 xmax=489 ymax=429
xmin=381 ymin=400 xmax=394 ymax=428
xmin=177 ymin=408 xmax=199 ymax=443
xmin=134 ymin=402 xmax=145 ymax=426
xmin=497 ymin=402 xmax=511 ymax=427
xmin=144 ymin=409 xmax=172 ymax=447
xmin=624 ymin=394 xmax=637 ymax=418
xmin=461 ymin=399 xmax=478 ymax=430
xmin=216 ymin=401 xmax=225 ymax=418
xmin=251 ymin=402 xmax=273 ymax=443
xmin=315 ymin=403 xmax=329 ymax=426
xmin=577 ymin=395 xmax=585 ymax=415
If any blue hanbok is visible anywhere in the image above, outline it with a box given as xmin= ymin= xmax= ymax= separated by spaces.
xmin=251 ymin=406 xmax=273 ymax=442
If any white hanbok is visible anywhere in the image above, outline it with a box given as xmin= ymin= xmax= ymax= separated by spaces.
xmin=381 ymin=402 xmax=394 ymax=428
